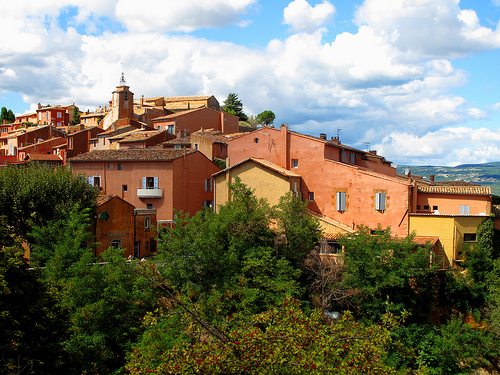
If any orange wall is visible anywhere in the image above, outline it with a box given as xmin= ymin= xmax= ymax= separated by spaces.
xmin=72 ymin=152 xmax=220 ymax=222
xmin=415 ymin=192 xmax=491 ymax=216
xmin=228 ymin=127 xmax=410 ymax=236
xmin=95 ymin=197 xmax=135 ymax=257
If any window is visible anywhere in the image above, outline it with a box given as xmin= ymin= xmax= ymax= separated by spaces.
xmin=424 ymin=205 xmax=429 ymax=210
xmin=308 ymin=192 xmax=314 ymax=201
xmin=57 ymin=112 xmax=62 ymax=118
xmin=146 ymin=204 xmax=153 ymax=209
xmin=143 ymin=177 xmax=158 ymax=189
xmin=167 ymin=125 xmax=174 ymax=133
xmin=459 ymin=205 xmax=470 ymax=215
xmin=254 ymin=138 xmax=259 ymax=143
xmin=108 ymin=163 xmax=113 ymax=168
xmin=336 ymin=192 xmax=346 ymax=211
xmin=348 ymin=153 xmax=356 ymax=164
xmin=292 ymin=159 xmax=298 ymax=168
xmin=220 ymin=145 xmax=223 ymax=152
xmin=174 ymin=145 xmax=181 ymax=149
xmin=122 ymin=185 xmax=127 ymax=192
xmin=88 ymin=176 xmax=100 ymax=187
xmin=134 ymin=242 xmax=140 ymax=258
xmin=433 ymin=205 xmax=438 ymax=211
xmin=144 ymin=216 xmax=151 ymax=230
xmin=416 ymin=205 xmax=420 ymax=210
xmin=203 ymin=200 xmax=213 ymax=209
xmin=464 ymin=233 xmax=477 ymax=242
xmin=110 ymin=239 xmax=122 ymax=249
xmin=205 ymin=178 xmax=213 ymax=192
xmin=194 ymin=143 xmax=199 ymax=150
xmin=375 ymin=192 xmax=386 ymax=211
xmin=68 ymin=137 xmax=73 ymax=149
xmin=118 ymin=163 xmax=122 ymax=170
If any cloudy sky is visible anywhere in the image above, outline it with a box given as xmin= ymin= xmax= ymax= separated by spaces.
xmin=1 ymin=0 xmax=500 ymax=166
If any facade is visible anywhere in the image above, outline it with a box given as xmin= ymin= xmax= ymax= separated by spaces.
xmin=0 ymin=125 xmax=66 ymax=156
xmin=93 ymin=195 xmax=157 ymax=259
xmin=70 ymin=149 xmax=220 ymax=223
xmin=136 ymin=95 xmax=221 ymax=112
xmin=224 ymin=125 xmax=411 ymax=236
xmin=152 ymin=107 xmax=239 ymax=136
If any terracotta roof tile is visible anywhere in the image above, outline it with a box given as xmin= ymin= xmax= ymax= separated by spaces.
xmin=27 ymin=153 xmax=63 ymax=161
xmin=69 ymin=148 xmax=195 ymax=162
xmin=119 ymin=131 xmax=163 ymax=143
xmin=162 ymin=137 xmax=191 ymax=145
xmin=417 ymin=184 xmax=491 ymax=195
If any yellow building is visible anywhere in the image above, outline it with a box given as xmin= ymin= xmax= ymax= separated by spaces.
xmin=213 ymin=158 xmax=301 ymax=210
xmin=409 ymin=214 xmax=487 ymax=269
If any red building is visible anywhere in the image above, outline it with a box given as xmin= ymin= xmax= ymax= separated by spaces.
xmin=70 ymin=148 xmax=220 ymax=223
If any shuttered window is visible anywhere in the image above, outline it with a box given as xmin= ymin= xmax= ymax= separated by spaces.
xmin=375 ymin=192 xmax=386 ymax=211
xmin=336 ymin=192 xmax=346 ymax=211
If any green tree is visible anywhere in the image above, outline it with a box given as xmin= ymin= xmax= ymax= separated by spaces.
xmin=0 ymin=163 xmax=97 ymax=240
xmin=6 ymin=109 xmax=15 ymax=123
xmin=71 ymin=106 xmax=80 ymax=125
xmin=339 ymin=226 xmax=436 ymax=322
xmin=222 ymin=93 xmax=248 ymax=122
xmin=0 ymin=244 xmax=70 ymax=374
xmin=0 ymin=107 xmax=7 ymax=122
xmin=273 ymin=192 xmax=322 ymax=269
xmin=256 ymin=110 xmax=276 ymax=126
xmin=155 ymin=179 xmax=302 ymax=321
xmin=127 ymin=298 xmax=402 ymax=374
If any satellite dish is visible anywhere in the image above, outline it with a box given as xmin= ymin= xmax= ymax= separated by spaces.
xmin=404 ymin=168 xmax=410 ymax=176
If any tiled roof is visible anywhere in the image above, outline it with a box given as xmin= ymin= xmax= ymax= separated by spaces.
xmin=163 ymin=137 xmax=191 ymax=145
xmin=98 ymin=125 xmax=136 ymax=137
xmin=322 ymin=232 xmax=346 ymax=240
xmin=417 ymin=184 xmax=491 ymax=195
xmin=412 ymin=236 xmax=440 ymax=246
xmin=191 ymin=129 xmax=230 ymax=143
xmin=164 ymin=95 xmax=212 ymax=102
xmin=96 ymin=195 xmax=116 ymax=206
xmin=435 ymin=181 xmax=481 ymax=187
xmin=69 ymin=148 xmax=195 ymax=162
xmin=119 ymin=131 xmax=163 ymax=143
xmin=28 ymin=153 xmax=63 ymax=161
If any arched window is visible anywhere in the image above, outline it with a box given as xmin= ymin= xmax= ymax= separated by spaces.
xmin=110 ymin=239 xmax=122 ymax=249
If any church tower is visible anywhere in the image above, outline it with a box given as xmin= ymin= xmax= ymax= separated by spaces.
xmin=112 ymin=72 xmax=134 ymax=120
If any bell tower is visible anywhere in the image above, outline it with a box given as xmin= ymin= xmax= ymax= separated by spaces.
xmin=112 ymin=72 xmax=134 ymax=120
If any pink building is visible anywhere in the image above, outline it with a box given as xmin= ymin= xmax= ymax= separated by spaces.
xmin=70 ymin=148 xmax=221 ymax=223
xmin=152 ymin=107 xmax=239 ymax=136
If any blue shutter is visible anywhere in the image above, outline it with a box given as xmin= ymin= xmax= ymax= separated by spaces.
xmin=154 ymin=177 xmax=159 ymax=189
xmin=142 ymin=177 xmax=146 ymax=189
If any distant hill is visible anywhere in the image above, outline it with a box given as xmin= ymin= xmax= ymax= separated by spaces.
xmin=396 ymin=162 xmax=500 ymax=196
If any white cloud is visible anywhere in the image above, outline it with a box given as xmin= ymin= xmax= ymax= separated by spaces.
xmin=355 ymin=0 xmax=500 ymax=59
xmin=283 ymin=0 xmax=335 ymax=33
xmin=115 ymin=0 xmax=258 ymax=32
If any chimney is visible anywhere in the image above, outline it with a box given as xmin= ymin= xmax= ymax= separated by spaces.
xmin=330 ymin=136 xmax=340 ymax=145
xmin=369 ymin=150 xmax=377 ymax=155
xmin=430 ymin=174 xmax=435 ymax=182
xmin=320 ymin=133 xmax=327 ymax=140
xmin=280 ymin=124 xmax=289 ymax=169
xmin=37 ymin=103 xmax=41 ymax=109
xmin=140 ymin=95 xmax=144 ymax=107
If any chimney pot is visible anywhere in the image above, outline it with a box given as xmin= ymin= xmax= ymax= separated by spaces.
xmin=430 ymin=174 xmax=435 ymax=182
xmin=320 ymin=133 xmax=327 ymax=140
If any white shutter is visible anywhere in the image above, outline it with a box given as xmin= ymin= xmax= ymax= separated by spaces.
xmin=336 ymin=192 xmax=346 ymax=211
xmin=88 ymin=177 xmax=93 ymax=185
xmin=459 ymin=205 xmax=470 ymax=215
xmin=142 ymin=177 xmax=146 ymax=189
xmin=154 ymin=177 xmax=159 ymax=189
xmin=376 ymin=193 xmax=386 ymax=210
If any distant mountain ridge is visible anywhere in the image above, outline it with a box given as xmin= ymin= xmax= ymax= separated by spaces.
xmin=396 ymin=162 xmax=500 ymax=196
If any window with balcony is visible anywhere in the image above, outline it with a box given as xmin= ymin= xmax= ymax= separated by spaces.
xmin=143 ymin=177 xmax=158 ymax=189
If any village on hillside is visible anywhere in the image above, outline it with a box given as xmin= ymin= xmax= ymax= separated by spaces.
xmin=0 ymin=74 xmax=496 ymax=269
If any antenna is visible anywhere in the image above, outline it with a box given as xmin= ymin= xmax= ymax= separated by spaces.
xmin=363 ymin=142 xmax=370 ymax=151
xmin=336 ymin=128 xmax=341 ymax=138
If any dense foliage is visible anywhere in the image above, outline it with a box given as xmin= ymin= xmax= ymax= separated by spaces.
xmin=256 ymin=110 xmax=276 ymax=126
xmin=222 ymin=92 xmax=248 ymax=121
xmin=1 ymin=169 xmax=500 ymax=374
xmin=0 ymin=106 xmax=15 ymax=124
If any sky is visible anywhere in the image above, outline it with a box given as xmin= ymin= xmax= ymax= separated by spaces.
xmin=1 ymin=0 xmax=500 ymax=167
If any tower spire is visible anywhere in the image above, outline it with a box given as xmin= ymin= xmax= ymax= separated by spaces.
xmin=119 ymin=71 xmax=126 ymax=86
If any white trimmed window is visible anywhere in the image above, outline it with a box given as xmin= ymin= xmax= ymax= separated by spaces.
xmin=142 ymin=177 xmax=159 ymax=189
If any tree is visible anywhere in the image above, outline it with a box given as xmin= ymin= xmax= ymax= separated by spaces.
xmin=256 ymin=110 xmax=276 ymax=126
xmin=222 ymin=93 xmax=248 ymax=122
xmin=127 ymin=297 xmax=402 ymax=374
xmin=338 ymin=226 xmax=437 ymax=322
xmin=71 ymin=106 xmax=80 ymax=125
xmin=0 ymin=163 xmax=97 ymax=240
